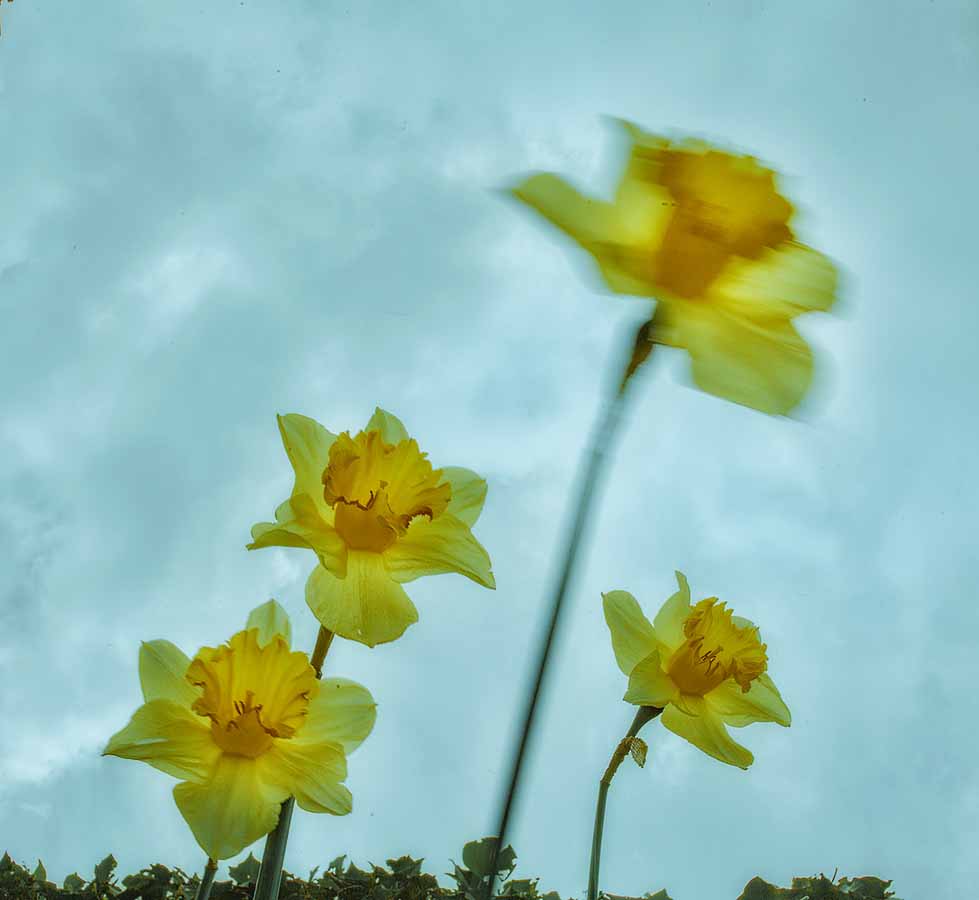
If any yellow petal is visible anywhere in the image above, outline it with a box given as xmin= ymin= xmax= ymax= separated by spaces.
xmin=602 ymin=591 xmax=658 ymax=676
xmin=244 ymin=599 xmax=292 ymax=649
xmin=305 ymin=552 xmax=419 ymax=647
xmin=660 ymin=700 xmax=754 ymax=769
xmin=365 ymin=407 xmax=409 ymax=443
xmin=440 ymin=466 xmax=488 ymax=527
xmin=652 ymin=571 xmax=692 ymax=653
xmin=382 ymin=513 xmax=495 ymax=588
xmin=248 ymin=494 xmax=347 ymax=576
xmin=138 ymin=640 xmax=198 ymax=707
xmin=659 ymin=302 xmax=813 ymax=415
xmin=510 ymin=173 xmax=617 ymax=249
xmin=103 ymin=699 xmax=218 ymax=783
xmin=714 ymin=242 xmax=838 ymax=320
xmin=706 ymin=672 xmax=791 ymax=727
xmin=511 ymin=172 xmax=657 ymax=295
xmin=277 ymin=413 xmax=337 ymax=508
xmin=622 ymin=649 xmax=678 ymax=708
xmin=260 ymin=739 xmax=352 ymax=815
xmin=173 ymin=754 xmax=286 ymax=860
xmin=297 ymin=678 xmax=377 ymax=754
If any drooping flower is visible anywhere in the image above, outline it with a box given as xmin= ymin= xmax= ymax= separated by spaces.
xmin=102 ymin=600 xmax=376 ymax=860
xmin=510 ymin=120 xmax=838 ymax=415
xmin=602 ymin=572 xmax=790 ymax=768
xmin=248 ymin=408 xmax=495 ymax=648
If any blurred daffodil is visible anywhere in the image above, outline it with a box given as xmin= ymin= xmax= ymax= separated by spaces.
xmin=249 ymin=408 xmax=495 ymax=648
xmin=511 ymin=120 xmax=838 ymax=414
xmin=103 ymin=600 xmax=376 ymax=860
xmin=603 ymin=572 xmax=790 ymax=768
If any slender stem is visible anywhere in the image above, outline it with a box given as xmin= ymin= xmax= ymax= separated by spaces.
xmin=587 ymin=706 xmax=662 ymax=900
xmin=193 ymin=858 xmax=217 ymax=900
xmin=252 ymin=625 xmax=335 ymax=900
xmin=310 ymin=626 xmax=335 ymax=678
xmin=483 ymin=319 xmax=656 ymax=900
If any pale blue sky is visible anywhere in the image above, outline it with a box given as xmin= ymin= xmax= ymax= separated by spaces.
xmin=2 ymin=2 xmax=977 ymax=898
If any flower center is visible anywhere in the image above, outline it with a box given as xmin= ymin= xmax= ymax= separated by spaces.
xmin=653 ymin=148 xmax=793 ymax=299
xmin=323 ymin=429 xmax=451 ymax=553
xmin=666 ymin=598 xmax=767 ymax=697
xmin=187 ymin=629 xmax=318 ymax=759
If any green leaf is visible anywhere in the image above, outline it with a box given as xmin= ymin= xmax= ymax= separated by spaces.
xmin=387 ymin=855 xmax=423 ymax=878
xmin=502 ymin=876 xmax=539 ymax=897
xmin=345 ymin=862 xmax=371 ymax=884
xmin=327 ymin=854 xmax=347 ymax=874
xmin=93 ymin=854 xmax=117 ymax=885
xmin=63 ymin=873 xmax=86 ymax=891
xmin=229 ymin=852 xmax=261 ymax=886
xmin=462 ymin=836 xmax=517 ymax=878
xmin=31 ymin=860 xmax=47 ymax=883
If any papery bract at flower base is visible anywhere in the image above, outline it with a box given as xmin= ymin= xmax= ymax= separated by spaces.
xmin=248 ymin=408 xmax=495 ymax=648
xmin=102 ymin=600 xmax=376 ymax=861
xmin=602 ymin=572 xmax=790 ymax=768
xmin=510 ymin=120 xmax=838 ymax=415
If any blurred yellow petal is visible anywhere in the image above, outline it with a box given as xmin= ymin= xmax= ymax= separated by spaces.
xmin=623 ymin=649 xmax=678 ymax=708
xmin=661 ymin=699 xmax=754 ymax=769
xmin=658 ymin=302 xmax=813 ymax=415
xmin=277 ymin=413 xmax=337 ymax=510
xmin=441 ymin=466 xmax=488 ymax=527
xmin=260 ymin=739 xmax=352 ymax=815
xmin=138 ymin=640 xmax=198 ymax=707
xmin=383 ymin=512 xmax=495 ymax=588
xmin=244 ymin=599 xmax=292 ymax=649
xmin=306 ymin=552 xmax=419 ymax=647
xmin=715 ymin=242 xmax=838 ymax=320
xmin=651 ymin=571 xmax=692 ymax=653
xmin=103 ymin=699 xmax=218 ymax=783
xmin=173 ymin=754 xmax=286 ymax=860
xmin=248 ymin=494 xmax=347 ymax=576
xmin=297 ymin=678 xmax=377 ymax=755
xmin=706 ymin=672 xmax=791 ymax=728
xmin=365 ymin=407 xmax=410 ymax=443
xmin=602 ymin=590 xmax=658 ymax=677
xmin=510 ymin=173 xmax=617 ymax=249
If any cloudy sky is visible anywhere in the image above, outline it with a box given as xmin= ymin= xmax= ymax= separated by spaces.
xmin=2 ymin=1 xmax=977 ymax=898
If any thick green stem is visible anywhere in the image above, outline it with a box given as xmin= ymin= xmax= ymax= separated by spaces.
xmin=193 ymin=858 xmax=217 ymax=900
xmin=587 ymin=706 xmax=662 ymax=900
xmin=483 ymin=317 xmax=657 ymax=900
xmin=252 ymin=625 xmax=334 ymax=900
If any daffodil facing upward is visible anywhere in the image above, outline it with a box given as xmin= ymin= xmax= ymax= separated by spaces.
xmin=102 ymin=601 xmax=376 ymax=860
xmin=603 ymin=571 xmax=790 ymax=768
xmin=249 ymin=408 xmax=495 ymax=648
xmin=511 ymin=120 xmax=838 ymax=414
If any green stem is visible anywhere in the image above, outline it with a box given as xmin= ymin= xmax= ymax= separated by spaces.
xmin=587 ymin=706 xmax=662 ymax=900
xmin=483 ymin=317 xmax=657 ymax=900
xmin=193 ymin=858 xmax=217 ymax=900
xmin=252 ymin=625 xmax=335 ymax=900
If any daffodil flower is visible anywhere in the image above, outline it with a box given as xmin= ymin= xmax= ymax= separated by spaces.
xmin=511 ymin=120 xmax=838 ymax=414
xmin=602 ymin=572 xmax=790 ymax=768
xmin=102 ymin=600 xmax=376 ymax=860
xmin=248 ymin=408 xmax=495 ymax=648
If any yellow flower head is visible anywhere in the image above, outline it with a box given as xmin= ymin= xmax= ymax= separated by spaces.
xmin=510 ymin=120 xmax=839 ymax=415
xmin=102 ymin=600 xmax=376 ymax=860
xmin=602 ymin=572 xmax=790 ymax=769
xmin=248 ymin=408 xmax=495 ymax=648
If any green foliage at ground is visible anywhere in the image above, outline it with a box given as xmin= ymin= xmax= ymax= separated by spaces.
xmin=0 ymin=838 xmax=901 ymax=900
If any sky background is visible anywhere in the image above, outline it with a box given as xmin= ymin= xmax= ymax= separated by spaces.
xmin=2 ymin=1 xmax=977 ymax=898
